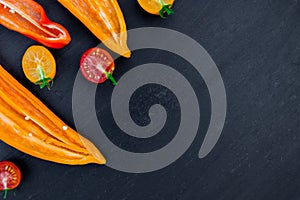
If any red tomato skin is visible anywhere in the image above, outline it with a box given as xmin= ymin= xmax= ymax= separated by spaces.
xmin=0 ymin=161 xmax=22 ymax=191
xmin=80 ymin=48 xmax=115 ymax=84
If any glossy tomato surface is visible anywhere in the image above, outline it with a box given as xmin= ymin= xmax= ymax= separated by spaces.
xmin=0 ymin=161 xmax=22 ymax=191
xmin=80 ymin=47 xmax=115 ymax=84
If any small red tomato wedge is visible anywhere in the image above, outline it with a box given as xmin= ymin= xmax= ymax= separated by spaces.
xmin=0 ymin=161 xmax=21 ymax=199
xmin=80 ymin=47 xmax=117 ymax=85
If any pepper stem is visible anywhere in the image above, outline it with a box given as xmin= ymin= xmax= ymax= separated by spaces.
xmin=35 ymin=66 xmax=53 ymax=89
xmin=3 ymin=189 xmax=8 ymax=199
xmin=105 ymin=72 xmax=117 ymax=86
xmin=159 ymin=4 xmax=174 ymax=18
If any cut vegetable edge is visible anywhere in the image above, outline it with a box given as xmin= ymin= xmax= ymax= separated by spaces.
xmin=57 ymin=0 xmax=131 ymax=58
xmin=0 ymin=0 xmax=71 ymax=48
xmin=0 ymin=64 xmax=106 ymax=165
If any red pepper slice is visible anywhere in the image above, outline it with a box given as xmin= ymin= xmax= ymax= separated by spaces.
xmin=0 ymin=0 xmax=71 ymax=48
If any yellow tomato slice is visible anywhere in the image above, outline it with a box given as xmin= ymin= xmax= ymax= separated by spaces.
xmin=137 ymin=0 xmax=175 ymax=18
xmin=22 ymin=45 xmax=56 ymax=89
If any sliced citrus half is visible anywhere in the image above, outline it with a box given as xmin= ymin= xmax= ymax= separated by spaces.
xmin=137 ymin=0 xmax=175 ymax=18
xmin=22 ymin=45 xmax=56 ymax=89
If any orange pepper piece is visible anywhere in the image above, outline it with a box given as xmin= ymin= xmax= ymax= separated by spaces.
xmin=0 ymin=64 xmax=106 ymax=165
xmin=58 ymin=0 xmax=131 ymax=57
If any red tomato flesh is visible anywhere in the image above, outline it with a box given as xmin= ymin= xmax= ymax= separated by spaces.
xmin=0 ymin=161 xmax=21 ymax=191
xmin=80 ymin=47 xmax=116 ymax=84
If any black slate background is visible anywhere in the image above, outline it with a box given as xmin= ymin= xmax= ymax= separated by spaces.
xmin=0 ymin=0 xmax=300 ymax=199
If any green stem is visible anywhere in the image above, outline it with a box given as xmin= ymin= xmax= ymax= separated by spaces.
xmin=105 ymin=72 xmax=117 ymax=86
xmin=158 ymin=1 xmax=174 ymax=18
xmin=3 ymin=189 xmax=8 ymax=199
xmin=35 ymin=66 xmax=53 ymax=89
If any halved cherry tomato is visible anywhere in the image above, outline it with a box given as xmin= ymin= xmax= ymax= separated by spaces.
xmin=0 ymin=161 xmax=22 ymax=199
xmin=0 ymin=0 xmax=71 ymax=48
xmin=22 ymin=45 xmax=56 ymax=89
xmin=137 ymin=0 xmax=175 ymax=18
xmin=80 ymin=47 xmax=117 ymax=85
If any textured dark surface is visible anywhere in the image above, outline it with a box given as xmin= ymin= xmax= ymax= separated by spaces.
xmin=0 ymin=0 xmax=300 ymax=199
